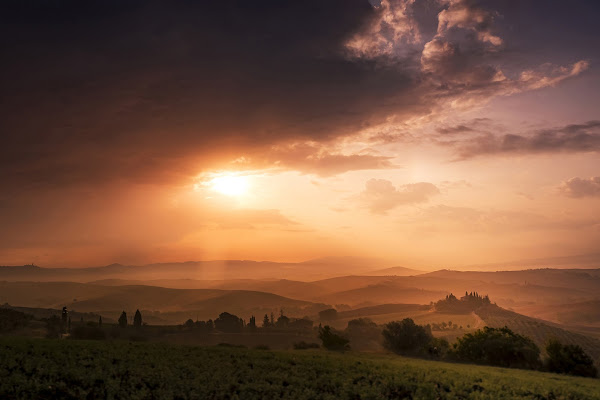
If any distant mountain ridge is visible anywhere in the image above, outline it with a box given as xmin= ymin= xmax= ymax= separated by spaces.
xmin=0 ymin=257 xmax=392 ymax=282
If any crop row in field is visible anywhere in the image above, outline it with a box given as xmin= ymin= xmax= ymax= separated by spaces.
xmin=0 ymin=337 xmax=598 ymax=399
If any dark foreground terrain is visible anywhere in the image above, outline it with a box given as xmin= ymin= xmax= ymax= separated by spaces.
xmin=0 ymin=338 xmax=598 ymax=400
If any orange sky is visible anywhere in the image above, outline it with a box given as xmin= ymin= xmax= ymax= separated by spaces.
xmin=1 ymin=0 xmax=599 ymax=268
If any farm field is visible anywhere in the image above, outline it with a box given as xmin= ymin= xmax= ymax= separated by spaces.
xmin=476 ymin=306 xmax=600 ymax=365
xmin=0 ymin=337 xmax=598 ymax=400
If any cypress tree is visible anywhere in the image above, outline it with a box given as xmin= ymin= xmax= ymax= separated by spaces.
xmin=118 ymin=311 xmax=128 ymax=328
xmin=134 ymin=309 xmax=142 ymax=328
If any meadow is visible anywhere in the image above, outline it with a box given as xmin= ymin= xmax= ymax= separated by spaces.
xmin=1 ymin=337 xmax=598 ymax=400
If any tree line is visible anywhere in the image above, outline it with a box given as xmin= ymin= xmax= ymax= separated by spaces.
xmin=317 ymin=317 xmax=597 ymax=378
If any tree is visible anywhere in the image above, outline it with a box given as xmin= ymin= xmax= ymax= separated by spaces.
xmin=545 ymin=339 xmax=597 ymax=378
xmin=118 ymin=311 xmax=128 ymax=328
xmin=184 ymin=319 xmax=195 ymax=329
xmin=214 ymin=312 xmax=243 ymax=333
xmin=133 ymin=309 xmax=142 ymax=328
xmin=98 ymin=316 xmax=102 ymax=327
xmin=382 ymin=318 xmax=433 ymax=356
xmin=262 ymin=314 xmax=270 ymax=328
xmin=248 ymin=315 xmax=256 ymax=330
xmin=452 ymin=326 xmax=540 ymax=369
xmin=276 ymin=314 xmax=290 ymax=328
xmin=61 ymin=306 xmax=68 ymax=333
xmin=318 ymin=325 xmax=350 ymax=351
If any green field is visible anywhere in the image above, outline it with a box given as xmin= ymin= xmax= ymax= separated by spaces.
xmin=0 ymin=338 xmax=598 ymax=399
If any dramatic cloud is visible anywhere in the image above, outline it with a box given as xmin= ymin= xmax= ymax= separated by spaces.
xmin=437 ymin=0 xmax=502 ymax=46
xmin=420 ymin=0 xmax=589 ymax=109
xmin=345 ymin=0 xmax=422 ymax=60
xmin=358 ymin=179 xmax=439 ymax=214
xmin=558 ymin=177 xmax=600 ymax=198
xmin=447 ymin=120 xmax=600 ymax=159
xmin=0 ymin=0 xmax=589 ymax=193
xmin=0 ymin=0 xmax=418 ymax=191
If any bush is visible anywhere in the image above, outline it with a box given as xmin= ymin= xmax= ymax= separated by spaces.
xmin=293 ymin=341 xmax=320 ymax=350
xmin=545 ymin=339 xmax=597 ymax=378
xmin=69 ymin=326 xmax=106 ymax=340
xmin=427 ymin=337 xmax=450 ymax=359
xmin=318 ymin=326 xmax=350 ymax=351
xmin=452 ymin=326 xmax=540 ymax=369
xmin=0 ymin=309 xmax=32 ymax=333
xmin=382 ymin=318 xmax=432 ymax=356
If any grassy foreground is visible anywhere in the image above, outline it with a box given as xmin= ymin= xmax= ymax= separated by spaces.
xmin=0 ymin=338 xmax=598 ymax=400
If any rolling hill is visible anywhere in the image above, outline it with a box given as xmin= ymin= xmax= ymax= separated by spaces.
xmin=0 ymin=281 xmax=330 ymax=324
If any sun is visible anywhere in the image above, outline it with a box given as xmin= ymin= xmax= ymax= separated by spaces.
xmin=209 ymin=175 xmax=249 ymax=197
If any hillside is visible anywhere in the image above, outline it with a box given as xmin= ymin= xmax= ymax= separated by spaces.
xmin=1 ymin=338 xmax=598 ymax=399
xmin=516 ymin=300 xmax=600 ymax=328
xmin=475 ymin=304 xmax=600 ymax=366
xmin=0 ymin=281 xmax=329 ymax=324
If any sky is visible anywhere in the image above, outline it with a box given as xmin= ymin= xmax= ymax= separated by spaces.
xmin=0 ymin=0 xmax=599 ymax=268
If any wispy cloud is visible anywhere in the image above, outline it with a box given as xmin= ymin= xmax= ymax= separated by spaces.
xmin=558 ymin=176 xmax=600 ymax=198
xmin=358 ymin=179 xmax=439 ymax=214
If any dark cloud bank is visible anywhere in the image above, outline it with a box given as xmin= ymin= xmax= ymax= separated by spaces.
xmin=0 ymin=0 xmax=419 ymax=190
xmin=0 ymin=0 xmax=594 ymax=192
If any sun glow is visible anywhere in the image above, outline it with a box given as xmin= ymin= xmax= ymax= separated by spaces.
xmin=209 ymin=174 xmax=250 ymax=197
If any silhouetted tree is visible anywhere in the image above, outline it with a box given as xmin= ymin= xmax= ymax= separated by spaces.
xmin=270 ymin=312 xmax=274 ymax=326
xmin=262 ymin=314 xmax=270 ymax=328
xmin=184 ymin=319 xmax=195 ymax=329
xmin=133 ymin=309 xmax=142 ymax=328
xmin=545 ymin=339 xmax=597 ymax=378
xmin=214 ymin=312 xmax=243 ymax=333
xmin=452 ymin=326 xmax=540 ymax=369
xmin=248 ymin=315 xmax=256 ymax=330
xmin=118 ymin=311 xmax=128 ymax=328
xmin=382 ymin=318 xmax=433 ymax=356
xmin=318 ymin=325 xmax=350 ymax=351
xmin=61 ymin=306 xmax=68 ymax=333
xmin=276 ymin=313 xmax=290 ymax=328
xmin=98 ymin=316 xmax=102 ymax=327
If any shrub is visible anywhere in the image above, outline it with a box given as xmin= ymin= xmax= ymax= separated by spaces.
xmin=452 ymin=326 xmax=540 ymax=369
xmin=382 ymin=318 xmax=432 ymax=356
xmin=427 ymin=337 xmax=450 ymax=359
xmin=545 ymin=339 xmax=597 ymax=378
xmin=69 ymin=326 xmax=106 ymax=340
xmin=0 ymin=309 xmax=32 ymax=333
xmin=318 ymin=325 xmax=350 ymax=351
xmin=293 ymin=341 xmax=320 ymax=350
